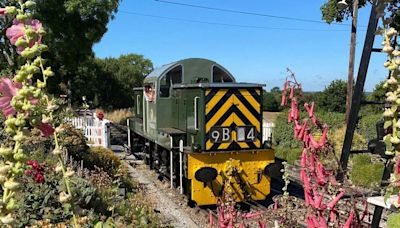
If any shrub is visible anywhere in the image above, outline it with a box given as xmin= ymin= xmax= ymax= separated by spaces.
xmin=59 ymin=124 xmax=90 ymax=160
xmin=85 ymin=147 xmax=121 ymax=176
xmin=104 ymin=108 xmax=134 ymax=124
xmin=273 ymin=109 xmax=345 ymax=149
xmin=331 ymin=126 xmax=367 ymax=157
xmin=358 ymin=113 xmax=382 ymax=142
xmin=16 ymin=171 xmax=69 ymax=227
xmin=350 ymin=154 xmax=384 ymax=188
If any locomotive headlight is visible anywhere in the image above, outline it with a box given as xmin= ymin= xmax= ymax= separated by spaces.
xmin=237 ymin=127 xmax=245 ymax=141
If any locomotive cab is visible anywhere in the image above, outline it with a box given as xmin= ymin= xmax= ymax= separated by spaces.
xmin=129 ymin=58 xmax=275 ymax=205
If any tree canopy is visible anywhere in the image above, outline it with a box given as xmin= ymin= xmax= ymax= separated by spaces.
xmin=1 ymin=0 xmax=121 ymax=103
xmin=317 ymin=79 xmax=348 ymax=113
xmin=321 ymin=0 xmax=400 ymax=29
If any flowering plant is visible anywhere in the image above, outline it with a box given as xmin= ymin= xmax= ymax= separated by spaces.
xmin=0 ymin=1 xmax=77 ymax=226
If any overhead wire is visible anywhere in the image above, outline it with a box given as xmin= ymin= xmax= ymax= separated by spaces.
xmin=154 ymin=0 xmax=366 ymax=27
xmin=119 ymin=10 xmax=363 ymax=32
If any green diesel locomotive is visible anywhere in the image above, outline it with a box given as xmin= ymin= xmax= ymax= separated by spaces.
xmin=128 ymin=58 xmax=274 ymax=206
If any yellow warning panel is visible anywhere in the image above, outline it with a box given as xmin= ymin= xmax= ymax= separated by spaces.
xmin=188 ymin=149 xmax=274 ymax=206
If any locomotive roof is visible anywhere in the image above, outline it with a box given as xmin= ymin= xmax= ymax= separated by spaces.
xmin=171 ymin=82 xmax=265 ymax=89
xmin=143 ymin=58 xmax=236 ymax=84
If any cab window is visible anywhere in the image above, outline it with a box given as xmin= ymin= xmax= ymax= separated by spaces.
xmin=213 ymin=66 xmax=233 ymax=83
xmin=160 ymin=65 xmax=182 ymax=97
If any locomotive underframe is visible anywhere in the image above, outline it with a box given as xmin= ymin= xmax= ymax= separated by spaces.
xmin=130 ymin=129 xmax=274 ymax=206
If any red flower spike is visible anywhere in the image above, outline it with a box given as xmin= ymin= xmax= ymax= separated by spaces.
xmin=287 ymin=111 xmax=292 ymax=123
xmin=343 ymin=210 xmax=354 ymax=228
xmin=307 ymin=215 xmax=316 ymax=228
xmin=311 ymin=215 xmax=319 ymax=227
xmin=318 ymin=212 xmax=328 ymax=228
xmin=258 ymin=220 xmax=266 ymax=228
xmin=289 ymin=85 xmax=295 ymax=99
xmin=290 ymin=98 xmax=298 ymax=119
xmin=309 ymin=135 xmax=320 ymax=150
xmin=297 ymin=120 xmax=308 ymax=140
xmin=318 ymin=126 xmax=328 ymax=147
xmin=327 ymin=190 xmax=346 ymax=210
xmin=330 ymin=209 xmax=336 ymax=222
xmin=316 ymin=161 xmax=327 ymax=186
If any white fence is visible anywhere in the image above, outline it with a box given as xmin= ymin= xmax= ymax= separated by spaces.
xmin=262 ymin=122 xmax=275 ymax=143
xmin=67 ymin=117 xmax=111 ymax=148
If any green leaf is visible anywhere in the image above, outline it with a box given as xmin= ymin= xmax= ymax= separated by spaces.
xmin=94 ymin=222 xmax=103 ymax=228
xmin=385 ymin=120 xmax=393 ymax=129
xmin=384 ymin=186 xmax=394 ymax=203
xmin=391 ymin=105 xmax=398 ymax=113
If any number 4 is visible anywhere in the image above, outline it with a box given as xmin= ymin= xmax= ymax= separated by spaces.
xmin=247 ymin=128 xmax=255 ymax=141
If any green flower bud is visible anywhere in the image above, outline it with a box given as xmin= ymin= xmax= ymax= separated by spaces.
xmin=52 ymin=148 xmax=63 ymax=155
xmin=0 ymin=214 xmax=15 ymax=225
xmin=388 ymin=64 xmax=397 ymax=71
xmin=20 ymin=48 xmax=35 ymax=59
xmin=0 ymin=165 xmax=11 ymax=175
xmin=24 ymin=1 xmax=37 ymax=9
xmin=4 ymin=180 xmax=20 ymax=191
xmin=15 ymin=38 xmax=28 ymax=48
xmin=13 ymin=152 xmax=26 ymax=161
xmin=5 ymin=6 xmax=17 ymax=15
xmin=38 ymin=44 xmax=48 ymax=52
xmin=33 ymin=57 xmax=42 ymax=67
xmin=0 ymin=176 xmax=7 ymax=185
xmin=22 ymin=103 xmax=33 ymax=111
xmin=16 ymin=14 xmax=27 ymax=21
xmin=0 ymin=148 xmax=13 ymax=157
xmin=4 ymin=118 xmax=16 ymax=127
xmin=43 ymin=67 xmax=54 ymax=77
xmin=13 ymin=133 xmax=25 ymax=142
xmin=14 ymin=119 xmax=25 ymax=127
xmin=6 ymin=198 xmax=18 ymax=211
xmin=32 ymin=89 xmax=41 ymax=98
xmin=24 ymin=28 xmax=36 ymax=38
xmin=4 ymin=127 xmax=15 ymax=135
xmin=29 ymin=117 xmax=40 ymax=126
xmin=37 ymin=80 xmax=46 ymax=88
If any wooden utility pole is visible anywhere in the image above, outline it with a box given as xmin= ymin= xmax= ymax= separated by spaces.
xmin=345 ymin=0 xmax=359 ymax=123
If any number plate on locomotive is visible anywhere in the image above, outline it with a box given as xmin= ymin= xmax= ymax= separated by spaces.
xmin=210 ymin=127 xmax=231 ymax=143
xmin=236 ymin=126 xmax=256 ymax=142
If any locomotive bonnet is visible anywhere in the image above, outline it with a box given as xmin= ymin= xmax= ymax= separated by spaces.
xmin=129 ymin=58 xmax=275 ymax=205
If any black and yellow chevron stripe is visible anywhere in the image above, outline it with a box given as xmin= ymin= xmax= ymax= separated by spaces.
xmin=205 ymin=88 xmax=262 ymax=151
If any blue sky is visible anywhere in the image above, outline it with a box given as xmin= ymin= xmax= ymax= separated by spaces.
xmin=93 ymin=0 xmax=388 ymax=92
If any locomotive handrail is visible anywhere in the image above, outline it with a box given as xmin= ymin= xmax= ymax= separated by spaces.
xmin=194 ymin=96 xmax=200 ymax=130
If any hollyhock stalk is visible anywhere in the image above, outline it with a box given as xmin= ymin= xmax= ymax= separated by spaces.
xmin=0 ymin=1 xmax=77 ymax=226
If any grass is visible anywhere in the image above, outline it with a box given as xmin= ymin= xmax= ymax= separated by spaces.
xmin=350 ymin=154 xmax=384 ymax=188
xmin=275 ymin=146 xmax=302 ymax=164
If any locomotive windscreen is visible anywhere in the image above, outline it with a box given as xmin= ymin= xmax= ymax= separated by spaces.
xmin=204 ymin=88 xmax=262 ymax=151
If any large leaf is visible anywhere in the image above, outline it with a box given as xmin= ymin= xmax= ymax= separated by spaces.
xmin=385 ymin=120 xmax=393 ymax=129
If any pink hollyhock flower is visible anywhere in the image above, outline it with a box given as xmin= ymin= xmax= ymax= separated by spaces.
xmin=6 ymin=19 xmax=42 ymax=53
xmin=0 ymin=8 xmax=6 ymax=15
xmin=0 ymin=78 xmax=18 ymax=117
xmin=37 ymin=122 xmax=55 ymax=137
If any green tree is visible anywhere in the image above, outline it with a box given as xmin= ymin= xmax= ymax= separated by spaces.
xmin=369 ymin=80 xmax=386 ymax=102
xmin=263 ymin=91 xmax=280 ymax=112
xmin=318 ymin=79 xmax=348 ymax=113
xmin=93 ymin=54 xmax=153 ymax=109
xmin=321 ymin=0 xmax=400 ymax=29
xmin=0 ymin=0 xmax=120 ymax=104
